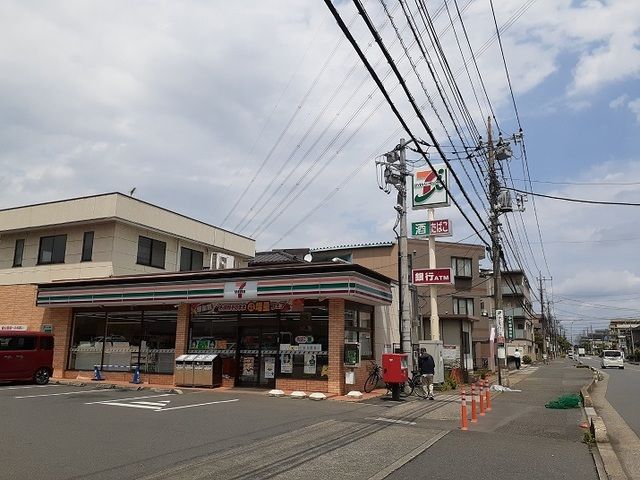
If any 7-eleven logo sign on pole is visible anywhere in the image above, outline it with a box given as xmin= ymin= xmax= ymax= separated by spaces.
xmin=412 ymin=164 xmax=450 ymax=209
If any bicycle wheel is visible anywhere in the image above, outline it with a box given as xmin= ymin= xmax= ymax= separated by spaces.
xmin=363 ymin=372 xmax=379 ymax=393
xmin=413 ymin=378 xmax=427 ymax=398
xmin=402 ymin=381 xmax=414 ymax=397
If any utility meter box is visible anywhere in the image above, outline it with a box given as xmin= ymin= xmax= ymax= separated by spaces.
xmin=418 ymin=340 xmax=444 ymax=384
xmin=382 ymin=353 xmax=409 ymax=384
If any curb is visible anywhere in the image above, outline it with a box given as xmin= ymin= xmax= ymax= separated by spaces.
xmin=580 ymin=367 xmax=629 ymax=480
xmin=50 ymin=378 xmax=183 ymax=394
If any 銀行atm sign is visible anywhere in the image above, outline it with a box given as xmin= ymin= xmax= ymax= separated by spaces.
xmin=411 ymin=268 xmax=453 ymax=285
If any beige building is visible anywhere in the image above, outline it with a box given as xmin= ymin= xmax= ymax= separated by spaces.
xmin=311 ymin=240 xmax=487 ymax=375
xmin=0 ymin=192 xmax=255 ymax=332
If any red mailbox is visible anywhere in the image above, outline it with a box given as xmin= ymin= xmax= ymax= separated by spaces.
xmin=382 ymin=353 xmax=409 ymax=384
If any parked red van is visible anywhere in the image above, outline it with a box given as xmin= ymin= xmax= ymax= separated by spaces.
xmin=0 ymin=331 xmax=54 ymax=384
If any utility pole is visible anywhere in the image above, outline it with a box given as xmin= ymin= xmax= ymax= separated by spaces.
xmin=539 ymin=276 xmax=545 ymax=360
xmin=428 ymin=208 xmax=440 ymax=341
xmin=378 ymin=139 xmax=413 ymax=366
xmin=487 ymin=117 xmax=507 ymax=386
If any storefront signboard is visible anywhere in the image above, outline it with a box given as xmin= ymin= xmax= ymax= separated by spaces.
xmin=192 ymin=300 xmax=295 ymax=315
xmin=412 ymin=164 xmax=450 ymax=209
xmin=280 ymin=353 xmax=293 ymax=373
xmin=0 ymin=324 xmax=27 ymax=331
xmin=304 ymin=353 xmax=317 ymax=374
xmin=264 ymin=357 xmax=275 ymax=379
xmin=411 ymin=268 xmax=453 ymax=285
xmin=224 ymin=281 xmax=258 ymax=300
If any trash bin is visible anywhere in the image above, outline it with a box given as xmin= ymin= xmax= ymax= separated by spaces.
xmin=175 ymin=354 xmax=198 ymax=387
xmin=193 ymin=354 xmax=222 ymax=388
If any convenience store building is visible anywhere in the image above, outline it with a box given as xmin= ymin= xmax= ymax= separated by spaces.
xmin=36 ymin=262 xmax=393 ymax=394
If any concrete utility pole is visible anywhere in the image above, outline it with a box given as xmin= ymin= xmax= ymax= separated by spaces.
xmin=378 ymin=139 xmax=413 ymax=364
xmin=539 ymin=275 xmax=547 ymax=360
xmin=428 ymin=208 xmax=440 ymax=341
xmin=487 ymin=117 xmax=507 ymax=386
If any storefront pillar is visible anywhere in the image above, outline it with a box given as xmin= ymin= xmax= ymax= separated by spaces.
xmin=328 ymin=298 xmax=345 ymax=395
xmin=48 ymin=307 xmax=72 ymax=377
xmin=175 ymin=304 xmax=190 ymax=357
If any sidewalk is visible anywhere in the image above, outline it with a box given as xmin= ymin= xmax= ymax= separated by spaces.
xmin=387 ymin=359 xmax=599 ymax=480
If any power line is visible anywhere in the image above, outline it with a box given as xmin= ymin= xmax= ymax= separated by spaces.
xmin=506 ymin=187 xmax=640 ymax=206
xmin=505 ymin=178 xmax=640 ymax=187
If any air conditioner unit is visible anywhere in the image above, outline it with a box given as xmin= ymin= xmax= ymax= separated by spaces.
xmin=216 ymin=253 xmax=234 ymax=270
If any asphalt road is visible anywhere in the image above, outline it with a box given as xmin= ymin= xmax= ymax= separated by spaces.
xmin=0 ymin=383 xmax=387 ymax=480
xmin=580 ymin=356 xmax=640 ymax=437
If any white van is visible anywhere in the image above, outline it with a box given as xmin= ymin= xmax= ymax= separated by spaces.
xmin=600 ymin=350 xmax=624 ymax=369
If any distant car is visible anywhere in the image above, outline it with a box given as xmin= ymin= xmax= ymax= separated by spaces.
xmin=601 ymin=350 xmax=624 ymax=369
xmin=0 ymin=331 xmax=54 ymax=384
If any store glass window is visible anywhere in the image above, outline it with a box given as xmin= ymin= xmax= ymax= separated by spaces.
xmin=142 ymin=311 xmax=177 ymax=374
xmin=180 ymin=247 xmax=204 ymax=272
xmin=13 ymin=239 xmax=24 ymax=267
xmin=279 ymin=306 xmax=329 ymax=380
xmin=69 ymin=310 xmax=176 ymax=373
xmin=38 ymin=234 xmax=67 ymax=265
xmin=189 ymin=314 xmax=238 ymax=379
xmin=344 ymin=304 xmax=374 ymax=359
xmin=69 ymin=312 xmax=107 ymax=371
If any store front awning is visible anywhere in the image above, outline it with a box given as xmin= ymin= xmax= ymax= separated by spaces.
xmin=37 ymin=262 xmax=393 ymax=308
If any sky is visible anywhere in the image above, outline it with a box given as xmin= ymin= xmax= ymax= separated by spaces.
xmin=1 ymin=0 xmax=639 ymax=337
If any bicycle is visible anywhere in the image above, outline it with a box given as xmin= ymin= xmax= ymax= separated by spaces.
xmin=402 ymin=370 xmax=428 ymax=398
xmin=363 ymin=360 xmax=383 ymax=393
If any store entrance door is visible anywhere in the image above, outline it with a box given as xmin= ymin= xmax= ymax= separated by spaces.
xmin=236 ymin=326 xmax=278 ymax=388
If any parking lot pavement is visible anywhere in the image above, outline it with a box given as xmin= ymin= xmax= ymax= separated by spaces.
xmin=0 ymin=383 xmax=390 ymax=480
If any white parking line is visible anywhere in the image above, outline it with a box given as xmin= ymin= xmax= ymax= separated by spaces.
xmin=100 ymin=402 xmax=164 ymax=410
xmin=85 ymin=393 xmax=173 ymax=405
xmin=0 ymin=384 xmax=61 ymax=391
xmin=15 ymin=389 xmax=102 ymax=399
xmin=128 ymin=401 xmax=171 ymax=407
xmin=155 ymin=399 xmax=239 ymax=412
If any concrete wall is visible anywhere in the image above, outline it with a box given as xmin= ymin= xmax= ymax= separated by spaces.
xmin=0 ymin=223 xmax=116 ymax=284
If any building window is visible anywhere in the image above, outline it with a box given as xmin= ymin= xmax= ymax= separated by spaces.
xmin=38 ymin=234 xmax=67 ymax=265
xmin=453 ymin=298 xmax=474 ymax=316
xmin=136 ymin=236 xmax=166 ymax=269
xmin=81 ymin=231 xmax=94 ymax=262
xmin=180 ymin=247 xmax=204 ymax=271
xmin=452 ymin=257 xmax=472 ymax=277
xmin=13 ymin=239 xmax=25 ymax=267
xmin=345 ymin=305 xmax=373 ymax=359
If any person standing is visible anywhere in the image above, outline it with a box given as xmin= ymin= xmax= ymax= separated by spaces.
xmin=514 ymin=348 xmax=522 ymax=370
xmin=418 ymin=348 xmax=436 ymax=400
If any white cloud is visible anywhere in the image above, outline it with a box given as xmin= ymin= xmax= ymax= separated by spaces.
xmin=609 ymin=94 xmax=628 ymax=109
xmin=628 ymin=98 xmax=640 ymax=123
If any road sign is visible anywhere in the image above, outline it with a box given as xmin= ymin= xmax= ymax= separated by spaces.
xmin=495 ymin=310 xmax=505 ymax=343
xmin=411 ymin=268 xmax=453 ymax=285
xmin=411 ymin=219 xmax=452 ymax=238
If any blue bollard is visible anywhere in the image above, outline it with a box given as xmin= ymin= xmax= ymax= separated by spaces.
xmin=92 ymin=365 xmax=104 ymax=381
xmin=130 ymin=365 xmax=141 ymax=384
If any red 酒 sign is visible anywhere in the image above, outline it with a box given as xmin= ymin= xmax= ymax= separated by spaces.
xmin=411 ymin=268 xmax=453 ymax=285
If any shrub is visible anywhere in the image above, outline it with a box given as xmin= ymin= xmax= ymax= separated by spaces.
xmin=523 ymin=355 xmax=532 ymax=364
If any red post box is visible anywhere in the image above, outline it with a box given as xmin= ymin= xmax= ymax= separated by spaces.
xmin=382 ymin=353 xmax=409 ymax=384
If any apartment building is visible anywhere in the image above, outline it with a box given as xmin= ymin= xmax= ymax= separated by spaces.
xmin=311 ymin=240 xmax=487 ymax=375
